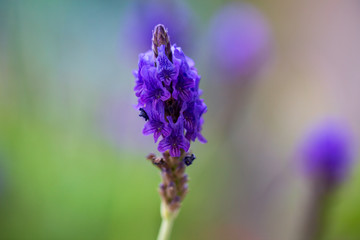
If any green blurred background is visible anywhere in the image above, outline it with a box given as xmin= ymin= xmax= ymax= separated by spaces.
xmin=1 ymin=0 xmax=360 ymax=239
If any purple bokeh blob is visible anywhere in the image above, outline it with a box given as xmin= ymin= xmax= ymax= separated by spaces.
xmin=300 ymin=120 xmax=354 ymax=185
xmin=208 ymin=3 xmax=272 ymax=81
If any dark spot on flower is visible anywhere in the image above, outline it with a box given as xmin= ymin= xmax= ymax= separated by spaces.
xmin=165 ymin=98 xmax=181 ymax=122
xmin=183 ymin=154 xmax=196 ymax=166
xmin=139 ymin=108 xmax=149 ymax=121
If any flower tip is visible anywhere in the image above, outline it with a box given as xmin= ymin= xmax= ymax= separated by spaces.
xmin=152 ymin=24 xmax=172 ymax=61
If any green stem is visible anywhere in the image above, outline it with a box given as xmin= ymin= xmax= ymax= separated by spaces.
xmin=157 ymin=202 xmax=179 ymax=240
xmin=157 ymin=216 xmax=174 ymax=240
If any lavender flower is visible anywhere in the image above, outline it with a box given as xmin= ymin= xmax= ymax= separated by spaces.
xmin=134 ymin=24 xmax=206 ymax=157
xmin=134 ymin=24 xmax=206 ymax=240
xmin=300 ymin=121 xmax=353 ymax=185
xmin=208 ymin=3 xmax=271 ymax=81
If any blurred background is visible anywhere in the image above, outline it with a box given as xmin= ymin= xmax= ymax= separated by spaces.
xmin=1 ymin=0 xmax=360 ymax=239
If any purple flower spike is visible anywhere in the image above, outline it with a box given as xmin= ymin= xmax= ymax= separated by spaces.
xmin=134 ymin=24 xmax=206 ymax=157
xmin=208 ymin=3 xmax=271 ymax=80
xmin=300 ymin=121 xmax=354 ymax=185
xmin=158 ymin=116 xmax=190 ymax=157
xmin=138 ymin=24 xmax=206 ymax=224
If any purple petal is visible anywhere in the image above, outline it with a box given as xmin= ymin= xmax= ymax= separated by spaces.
xmin=161 ymin=125 xmax=172 ymax=137
xmin=172 ymin=89 xmax=179 ymax=100
xmin=197 ymin=133 xmax=207 ymax=143
xmin=158 ymin=138 xmax=171 ymax=152
xmin=178 ymin=138 xmax=190 ymax=152
xmin=160 ymin=89 xmax=171 ymax=101
xmin=142 ymin=122 xmax=156 ymax=135
xmin=170 ymin=146 xmax=181 ymax=157
xmin=179 ymin=89 xmax=193 ymax=102
xmin=154 ymin=130 xmax=161 ymax=143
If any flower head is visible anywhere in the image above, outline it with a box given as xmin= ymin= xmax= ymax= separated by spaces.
xmin=134 ymin=24 xmax=206 ymax=157
xmin=300 ymin=121 xmax=354 ymax=185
